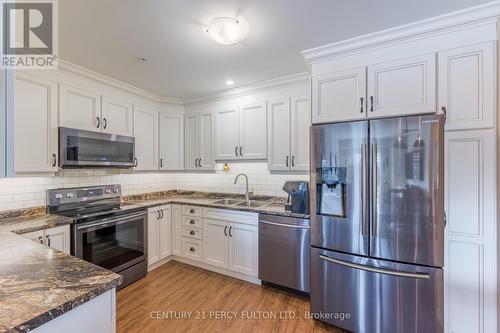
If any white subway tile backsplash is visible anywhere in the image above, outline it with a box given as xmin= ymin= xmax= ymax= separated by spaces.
xmin=0 ymin=163 xmax=308 ymax=211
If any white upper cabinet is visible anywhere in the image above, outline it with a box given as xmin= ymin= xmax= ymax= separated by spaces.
xmin=60 ymin=84 xmax=134 ymax=136
xmin=101 ymin=97 xmax=133 ymax=136
xmin=367 ymin=53 xmax=436 ymax=118
xmin=268 ymin=95 xmax=310 ymax=171
xmin=59 ymin=84 xmax=101 ymax=132
xmin=290 ymin=95 xmax=311 ymax=171
xmin=268 ymin=99 xmax=291 ymax=171
xmin=438 ymin=42 xmax=495 ymax=131
xmin=133 ymin=106 xmax=159 ymax=171
xmin=312 ymin=67 xmax=366 ymax=124
xmin=184 ymin=113 xmax=198 ymax=170
xmin=159 ymin=113 xmax=184 ymax=170
xmin=199 ymin=111 xmax=215 ymax=169
xmin=215 ymin=106 xmax=239 ymax=160
xmin=14 ymin=73 xmax=58 ymax=173
xmin=239 ymin=102 xmax=268 ymax=160
xmin=215 ymin=101 xmax=268 ymax=160
xmin=184 ymin=111 xmax=215 ymax=170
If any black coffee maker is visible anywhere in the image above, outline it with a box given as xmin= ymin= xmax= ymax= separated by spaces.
xmin=282 ymin=181 xmax=310 ymax=214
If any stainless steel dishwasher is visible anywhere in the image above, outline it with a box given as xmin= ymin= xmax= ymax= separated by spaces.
xmin=259 ymin=214 xmax=310 ymax=293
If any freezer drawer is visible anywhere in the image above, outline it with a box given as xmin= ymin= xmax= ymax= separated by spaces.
xmin=311 ymin=247 xmax=443 ymax=333
xmin=258 ymin=214 xmax=310 ymax=293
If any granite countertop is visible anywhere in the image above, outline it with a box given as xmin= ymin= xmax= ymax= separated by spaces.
xmin=0 ymin=210 xmax=122 ymax=333
xmin=124 ymin=190 xmax=310 ymax=219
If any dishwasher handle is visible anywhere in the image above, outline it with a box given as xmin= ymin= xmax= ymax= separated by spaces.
xmin=260 ymin=220 xmax=310 ymax=229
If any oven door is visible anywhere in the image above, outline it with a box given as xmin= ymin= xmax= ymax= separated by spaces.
xmin=59 ymin=127 xmax=135 ymax=168
xmin=73 ymin=211 xmax=147 ymax=273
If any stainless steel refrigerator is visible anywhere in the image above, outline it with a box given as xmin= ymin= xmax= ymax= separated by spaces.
xmin=310 ymin=114 xmax=445 ymax=333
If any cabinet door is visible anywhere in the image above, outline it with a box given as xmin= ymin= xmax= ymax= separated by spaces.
xmin=184 ymin=113 xmax=198 ymax=170
xmin=159 ymin=113 xmax=183 ymax=170
xmin=290 ymin=95 xmax=311 ymax=171
xmin=101 ymin=97 xmax=133 ymax=136
xmin=367 ymin=53 xmax=436 ymax=118
xmin=14 ymin=73 xmax=58 ymax=173
xmin=215 ymin=106 xmax=239 ymax=160
xmin=45 ymin=225 xmax=70 ymax=254
xmin=159 ymin=206 xmax=171 ymax=259
xmin=21 ymin=229 xmax=45 ymax=245
xmin=239 ymin=102 xmax=268 ymax=160
xmin=312 ymin=67 xmax=366 ymax=124
xmin=438 ymin=42 xmax=495 ymax=131
xmin=133 ymin=107 xmax=159 ymax=171
xmin=268 ymin=98 xmax=291 ymax=171
xmin=228 ymin=223 xmax=258 ymax=277
xmin=171 ymin=205 xmax=182 ymax=256
xmin=198 ymin=111 xmax=215 ymax=169
xmin=59 ymin=84 xmax=101 ymax=132
xmin=203 ymin=219 xmax=229 ymax=269
xmin=148 ymin=211 xmax=160 ymax=265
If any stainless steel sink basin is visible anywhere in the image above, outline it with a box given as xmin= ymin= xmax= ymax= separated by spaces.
xmin=235 ymin=200 xmax=269 ymax=208
xmin=212 ymin=198 xmax=244 ymax=205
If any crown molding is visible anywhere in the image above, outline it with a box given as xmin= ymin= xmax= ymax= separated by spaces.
xmin=183 ymin=72 xmax=310 ymax=105
xmin=302 ymin=1 xmax=500 ymax=64
xmin=58 ymin=59 xmax=183 ymax=104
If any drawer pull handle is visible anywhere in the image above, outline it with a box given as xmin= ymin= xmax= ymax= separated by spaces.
xmin=189 ymin=230 xmax=195 ymax=235
xmin=190 ymin=209 xmax=195 ymax=213
xmin=190 ymin=220 xmax=195 ymax=225
xmin=38 ymin=236 xmax=43 ymax=244
xmin=190 ymin=247 xmax=195 ymax=252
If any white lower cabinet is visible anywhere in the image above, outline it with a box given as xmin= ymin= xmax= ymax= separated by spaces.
xmin=228 ymin=222 xmax=258 ymax=277
xmin=171 ymin=205 xmax=182 ymax=256
xmin=202 ymin=209 xmax=259 ymax=277
xmin=21 ymin=225 xmax=70 ymax=254
xmin=203 ymin=219 xmax=229 ymax=268
xmin=147 ymin=205 xmax=171 ymax=266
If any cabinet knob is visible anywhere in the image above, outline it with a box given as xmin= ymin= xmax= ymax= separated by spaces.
xmin=190 ymin=220 xmax=195 ymax=224
xmin=190 ymin=247 xmax=195 ymax=252
xmin=189 ymin=230 xmax=195 ymax=235
xmin=190 ymin=209 xmax=195 ymax=214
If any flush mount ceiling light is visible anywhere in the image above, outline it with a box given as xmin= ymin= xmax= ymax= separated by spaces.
xmin=226 ymin=80 xmax=235 ymax=86
xmin=137 ymin=56 xmax=149 ymax=64
xmin=205 ymin=17 xmax=248 ymax=45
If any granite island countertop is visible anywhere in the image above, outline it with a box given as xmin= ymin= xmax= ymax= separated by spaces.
xmin=0 ymin=210 xmax=122 ymax=333
xmin=123 ymin=190 xmax=310 ymax=219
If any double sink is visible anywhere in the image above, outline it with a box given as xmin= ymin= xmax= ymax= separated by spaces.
xmin=211 ymin=198 xmax=270 ymax=208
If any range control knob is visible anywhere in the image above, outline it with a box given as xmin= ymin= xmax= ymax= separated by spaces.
xmin=113 ymin=188 xmax=119 ymax=194
xmin=54 ymin=193 xmax=63 ymax=199
xmin=105 ymin=189 xmax=112 ymax=194
xmin=66 ymin=192 xmax=74 ymax=199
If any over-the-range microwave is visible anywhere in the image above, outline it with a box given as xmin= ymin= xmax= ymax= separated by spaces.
xmin=59 ymin=127 xmax=136 ymax=168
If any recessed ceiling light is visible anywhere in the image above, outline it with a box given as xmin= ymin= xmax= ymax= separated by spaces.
xmin=137 ymin=57 xmax=149 ymax=63
xmin=226 ymin=80 xmax=235 ymax=86
xmin=205 ymin=17 xmax=249 ymax=45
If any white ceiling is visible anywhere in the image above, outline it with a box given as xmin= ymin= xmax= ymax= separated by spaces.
xmin=59 ymin=0 xmax=495 ymax=99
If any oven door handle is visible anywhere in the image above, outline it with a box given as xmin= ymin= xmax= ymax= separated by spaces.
xmin=76 ymin=211 xmax=146 ymax=231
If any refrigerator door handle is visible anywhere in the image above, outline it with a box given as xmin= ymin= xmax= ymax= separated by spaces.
xmin=361 ymin=143 xmax=367 ymax=235
xmin=319 ymin=255 xmax=430 ymax=280
xmin=371 ymin=143 xmax=378 ymax=237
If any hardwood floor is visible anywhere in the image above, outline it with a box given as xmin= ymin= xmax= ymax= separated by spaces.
xmin=117 ymin=261 xmax=344 ymax=333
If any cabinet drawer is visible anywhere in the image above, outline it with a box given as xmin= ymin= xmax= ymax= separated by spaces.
xmin=182 ymin=205 xmax=202 ymax=217
xmin=182 ymin=216 xmax=203 ymax=228
xmin=182 ymin=226 xmax=203 ymax=240
xmin=182 ymin=238 xmax=203 ymax=261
